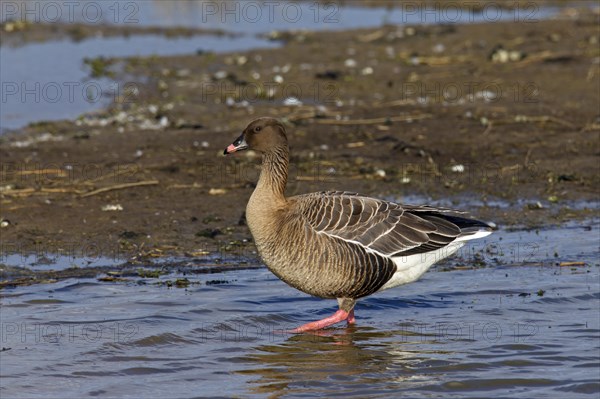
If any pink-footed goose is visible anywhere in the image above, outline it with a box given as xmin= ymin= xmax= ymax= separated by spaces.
xmin=224 ymin=117 xmax=492 ymax=333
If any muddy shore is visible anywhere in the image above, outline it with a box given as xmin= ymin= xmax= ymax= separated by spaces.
xmin=1 ymin=6 xmax=598 ymax=285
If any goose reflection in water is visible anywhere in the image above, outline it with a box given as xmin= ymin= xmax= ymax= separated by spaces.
xmin=238 ymin=326 xmax=449 ymax=397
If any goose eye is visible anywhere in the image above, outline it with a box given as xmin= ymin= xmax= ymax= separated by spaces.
xmin=254 ymin=126 xmax=261 ymax=133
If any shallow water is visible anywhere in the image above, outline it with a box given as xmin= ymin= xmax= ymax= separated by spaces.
xmin=0 ymin=34 xmax=279 ymax=131
xmin=1 ymin=221 xmax=599 ymax=398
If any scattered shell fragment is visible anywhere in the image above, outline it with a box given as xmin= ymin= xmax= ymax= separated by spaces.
xmin=214 ymin=70 xmax=228 ymax=80
xmin=490 ymin=47 xmax=524 ymax=63
xmin=159 ymin=116 xmax=169 ymax=127
xmin=209 ymin=188 xmax=227 ymax=195
xmin=344 ymin=59 xmax=357 ymax=68
xmin=432 ymin=43 xmax=446 ymax=53
xmin=361 ymin=67 xmax=374 ymax=75
xmin=265 ymin=87 xmax=276 ymax=99
xmin=10 ymin=132 xmax=63 ymax=148
xmin=283 ymin=97 xmax=302 ymax=106
xmin=474 ymin=90 xmax=498 ymax=102
xmin=102 ymin=204 xmax=124 ymax=212
xmin=346 ymin=142 xmax=365 ymax=148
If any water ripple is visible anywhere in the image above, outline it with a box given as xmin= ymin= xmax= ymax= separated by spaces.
xmin=1 ymin=245 xmax=597 ymax=398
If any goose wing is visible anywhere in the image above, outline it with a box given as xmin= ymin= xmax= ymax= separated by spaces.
xmin=291 ymin=191 xmax=471 ymax=257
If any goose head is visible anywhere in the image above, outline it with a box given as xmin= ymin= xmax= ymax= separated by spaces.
xmin=224 ymin=117 xmax=287 ymax=155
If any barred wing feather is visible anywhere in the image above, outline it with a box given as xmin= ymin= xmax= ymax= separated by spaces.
xmin=292 ymin=191 xmax=472 ymax=258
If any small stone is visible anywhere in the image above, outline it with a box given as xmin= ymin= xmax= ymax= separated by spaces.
xmin=492 ymin=48 xmax=509 ymax=63
xmin=374 ymin=169 xmax=386 ymax=178
xmin=475 ymin=90 xmax=498 ymax=102
xmin=101 ymin=204 xmax=123 ymax=212
xmin=214 ymin=70 xmax=227 ymax=80
xmin=432 ymin=43 xmax=446 ymax=53
xmin=527 ymin=201 xmax=544 ymax=210
xmin=508 ymin=50 xmax=523 ymax=62
xmin=361 ymin=67 xmax=374 ymax=75
xmin=209 ymin=188 xmax=227 ymax=195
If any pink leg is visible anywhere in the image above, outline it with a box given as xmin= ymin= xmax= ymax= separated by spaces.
xmin=347 ymin=309 xmax=355 ymax=325
xmin=288 ymin=309 xmax=351 ymax=333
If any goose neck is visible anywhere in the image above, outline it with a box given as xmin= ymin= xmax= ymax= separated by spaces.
xmin=256 ymin=146 xmax=289 ymax=201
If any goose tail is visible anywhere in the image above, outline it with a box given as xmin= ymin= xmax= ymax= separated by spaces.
xmin=440 ymin=214 xmax=494 ymax=242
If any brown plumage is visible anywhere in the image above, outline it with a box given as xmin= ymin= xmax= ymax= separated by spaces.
xmin=224 ymin=117 xmax=492 ymax=332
